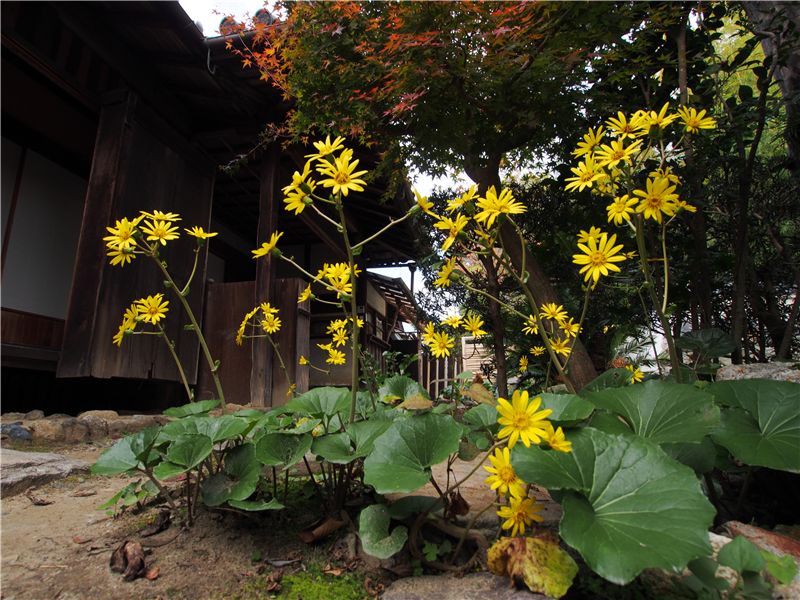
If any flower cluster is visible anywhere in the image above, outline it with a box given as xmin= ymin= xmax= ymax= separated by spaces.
xmin=112 ymin=293 xmax=170 ymax=346
xmin=235 ymin=302 xmax=282 ymax=346
xmin=420 ymin=312 xmax=486 ymax=359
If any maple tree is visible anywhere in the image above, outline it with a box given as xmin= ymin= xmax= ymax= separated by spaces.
xmin=237 ymin=1 xmax=639 ymax=388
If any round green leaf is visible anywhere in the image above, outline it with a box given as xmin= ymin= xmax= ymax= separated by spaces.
xmin=166 ymin=434 xmax=213 ymax=469
xmin=378 ymin=375 xmax=430 ymax=404
xmin=91 ymin=437 xmax=139 ymax=475
xmin=193 ymin=416 xmax=249 ymax=443
xmin=662 ymin=437 xmax=717 ymax=475
xmin=201 ymin=443 xmax=260 ymax=506
xmin=462 ymin=404 xmax=498 ymax=431
xmin=512 ymin=428 xmax=715 ymax=584
xmin=584 ymin=381 xmax=719 ymax=444
xmin=255 ymin=432 xmax=312 ymax=469
xmin=538 ymin=393 xmax=594 ymax=424
xmin=284 ymin=387 xmax=349 ymax=419
xmin=346 ymin=419 xmax=392 ymax=457
xmin=676 ymin=328 xmax=735 ymax=359
xmin=163 ymin=399 xmax=220 ymax=418
xmin=709 ymin=380 xmax=800 ymax=472
xmin=228 ymin=498 xmax=284 ymax=511
xmin=364 ymin=413 xmax=462 ymax=494
xmin=312 ymin=432 xmax=355 ymax=464
xmin=718 ymin=536 xmax=765 ymax=574
xmin=580 ymin=368 xmax=632 ymax=394
xmin=359 ymin=504 xmax=408 ymax=559
xmin=152 ymin=460 xmax=187 ymax=480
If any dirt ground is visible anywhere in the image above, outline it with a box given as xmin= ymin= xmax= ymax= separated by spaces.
xmin=0 ymin=443 xmax=377 ymax=600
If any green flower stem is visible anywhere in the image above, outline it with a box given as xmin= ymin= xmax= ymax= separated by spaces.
xmin=636 ymin=288 xmax=664 ymax=378
xmin=156 ymin=323 xmax=193 ymax=401
xmin=333 ymin=195 xmax=360 ymax=424
xmin=447 ymin=500 xmax=496 ymax=566
xmin=459 ymin=280 xmax=527 ymax=321
xmin=309 ymin=199 xmax=346 ymax=230
xmin=351 ymin=210 xmax=414 ymax=251
xmin=180 ymin=245 xmax=202 ymax=296
xmin=149 ymin=252 xmax=226 ymax=409
xmin=139 ymin=467 xmax=177 ymax=511
xmin=559 ymin=286 xmax=592 ymax=374
xmin=633 ymin=215 xmax=681 ymax=380
xmin=266 ymin=333 xmax=295 ymax=396
xmin=660 ymin=222 xmax=669 ymax=314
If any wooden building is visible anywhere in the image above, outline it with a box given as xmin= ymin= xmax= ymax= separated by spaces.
xmin=1 ymin=1 xmax=420 ymax=413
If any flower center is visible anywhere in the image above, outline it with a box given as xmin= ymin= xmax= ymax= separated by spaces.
xmin=647 ymin=196 xmax=661 ymax=207
xmin=513 ymin=413 xmax=530 ymax=429
xmin=334 ymin=172 xmax=350 ymax=185
xmin=498 ymin=465 xmax=516 ymax=484
xmin=590 ymin=251 xmax=606 ymax=266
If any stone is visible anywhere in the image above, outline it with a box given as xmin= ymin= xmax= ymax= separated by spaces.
xmin=0 ymin=449 xmax=90 ymax=497
xmin=78 ymin=410 xmax=120 ymax=420
xmin=27 ymin=419 xmax=66 ymax=443
xmin=77 ymin=415 xmax=109 ymax=440
xmin=45 ymin=413 xmax=72 ymax=419
xmin=721 ymin=521 xmax=800 ymax=563
xmin=1 ymin=412 xmax=26 ymax=423
xmin=716 ymin=363 xmax=800 ymax=383
xmin=107 ymin=414 xmax=166 ymax=437
xmin=23 ymin=409 xmax=44 ymax=421
xmin=0 ymin=423 xmax=32 ymax=441
xmin=382 ymin=572 xmax=550 ymax=600
xmin=61 ymin=418 xmax=91 ymax=443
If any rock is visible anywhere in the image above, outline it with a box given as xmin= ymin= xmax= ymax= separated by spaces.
xmin=0 ymin=449 xmax=90 ymax=497
xmin=61 ymin=418 xmax=91 ymax=443
xmin=716 ymin=363 xmax=800 ymax=383
xmin=77 ymin=415 xmax=109 ymax=440
xmin=382 ymin=572 xmax=549 ymax=600
xmin=27 ymin=419 xmax=66 ymax=443
xmin=1 ymin=412 xmax=26 ymax=423
xmin=0 ymin=423 xmax=32 ymax=441
xmin=45 ymin=413 xmax=72 ymax=419
xmin=721 ymin=521 xmax=800 ymax=563
xmin=23 ymin=409 xmax=45 ymax=421
xmin=107 ymin=414 xmax=166 ymax=437
xmin=78 ymin=410 xmax=119 ymax=420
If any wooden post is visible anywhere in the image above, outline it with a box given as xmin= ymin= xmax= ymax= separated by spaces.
xmin=250 ymin=144 xmax=281 ymax=406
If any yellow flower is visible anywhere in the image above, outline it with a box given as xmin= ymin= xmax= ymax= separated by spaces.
xmin=113 ymin=303 xmax=139 ymax=347
xmin=328 ymin=276 xmax=352 ymax=297
xmin=573 ymin=231 xmax=627 ymax=283
xmin=539 ymin=303 xmax=568 ymax=323
xmin=260 ymin=302 xmax=279 ymax=315
xmin=107 ymin=246 xmax=136 ymax=267
xmin=542 ymin=422 xmax=572 ymax=453
xmin=252 ymin=231 xmax=284 ymax=258
xmin=428 ymin=330 xmax=455 ymax=358
xmin=594 ymin=139 xmax=641 ymax=169
xmin=236 ymin=306 xmax=260 ymax=346
xmin=633 ymin=177 xmax=679 ymax=223
xmin=550 ymin=336 xmax=572 ymax=357
xmin=349 ymin=316 xmax=364 ymax=329
xmin=141 ymin=220 xmax=180 ymax=246
xmin=332 ymin=328 xmax=349 ymax=347
xmin=446 ymin=184 xmax=478 ymax=212
xmin=530 ymin=346 xmax=545 ymax=356
xmin=560 ymin=318 xmax=581 ymax=338
xmin=641 ymin=102 xmax=678 ymax=132
xmin=519 ymin=355 xmax=529 ymax=372
xmin=474 ymin=186 xmax=526 ymax=229
xmin=677 ymin=106 xmax=716 ymax=134
xmin=103 ymin=217 xmax=141 ymax=251
xmin=496 ymin=390 xmax=552 ymax=449
xmin=676 ymin=200 xmax=697 ymax=213
xmin=572 ymin=126 xmax=605 ymax=158
xmin=184 ymin=226 xmax=218 ymax=239
xmin=283 ymin=162 xmax=316 ymax=215
xmin=577 ymin=226 xmax=603 ymax=245
xmin=462 ymin=314 xmax=487 ymax=337
xmin=326 ymin=319 xmax=347 ymax=334
xmin=434 ymin=214 xmax=470 ymax=252
xmin=140 ymin=210 xmax=181 ymax=222
xmin=317 ymin=341 xmax=333 ymax=352
xmin=305 ymin=135 xmax=346 ymax=160
xmin=261 ymin=313 xmax=281 ymax=334
xmin=606 ymin=194 xmax=637 ymax=225
xmin=522 ymin=315 xmax=539 ymax=336
xmin=441 ymin=314 xmax=463 ymax=329
xmin=414 ymin=189 xmax=436 ymax=217
xmin=421 ymin=322 xmax=436 ymax=345
xmin=497 ymin=496 xmax=544 ymax=537
xmin=298 ymin=285 xmax=312 ymax=303
xmin=649 ymin=166 xmax=681 ymax=186
xmin=316 ymin=149 xmax=368 ymax=196
xmin=299 ymin=355 xmax=309 ymax=365
xmin=564 ymin=155 xmax=604 ymax=193
xmin=434 ymin=257 xmax=457 ymax=288
xmin=135 ymin=293 xmax=169 ymax=324
xmin=605 ymin=111 xmax=645 ymax=139
xmin=626 ymin=364 xmax=644 ymax=383
xmin=484 ymin=447 xmax=527 ymax=499
xmin=326 ymin=348 xmax=346 ymax=365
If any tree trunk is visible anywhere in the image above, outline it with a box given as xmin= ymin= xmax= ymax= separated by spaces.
xmin=480 ymin=253 xmax=508 ymax=397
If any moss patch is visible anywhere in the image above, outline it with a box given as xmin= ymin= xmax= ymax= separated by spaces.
xmin=228 ymin=563 xmax=368 ymax=600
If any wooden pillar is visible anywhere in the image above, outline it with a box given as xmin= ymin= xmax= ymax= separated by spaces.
xmin=270 ymin=278 xmax=310 ymax=403
xmin=250 ymin=144 xmax=281 ymax=406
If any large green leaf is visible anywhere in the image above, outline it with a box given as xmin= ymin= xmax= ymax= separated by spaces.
xmin=378 ymin=375 xmax=430 ymax=404
xmin=364 ymin=413 xmax=462 ymax=493
xmin=512 ymin=428 xmax=715 ymax=584
xmin=662 ymin=437 xmax=717 ymax=475
xmin=709 ymin=380 xmax=800 ymax=472
xmin=584 ymin=381 xmax=719 ymax=444
xmin=311 ymin=432 xmax=355 ymax=464
xmin=92 ymin=427 xmax=162 ymax=475
xmin=284 ymin=386 xmax=350 ymax=419
xmin=163 ymin=399 xmax=220 ymax=418
xmin=255 ymin=432 xmax=312 ymax=469
xmin=201 ymin=443 xmax=260 ymax=506
xmin=229 ymin=498 xmax=284 ymax=511
xmin=358 ymin=504 xmax=408 ymax=559
xmin=193 ymin=416 xmax=249 ymax=443
xmin=346 ymin=419 xmax=392 ymax=457
xmin=676 ymin=328 xmax=735 ymax=360
xmin=580 ymin=368 xmax=632 ymax=394
xmin=462 ymin=404 xmax=498 ymax=430
xmin=166 ymin=434 xmax=213 ymax=469
xmin=538 ymin=393 xmax=594 ymax=424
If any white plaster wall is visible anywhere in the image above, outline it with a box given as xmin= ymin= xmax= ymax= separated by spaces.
xmin=1 ymin=146 xmax=86 ymax=319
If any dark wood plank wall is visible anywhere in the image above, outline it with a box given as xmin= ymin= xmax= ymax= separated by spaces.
xmin=196 ymin=281 xmax=255 ymax=405
xmin=57 ymin=91 xmax=213 ymax=384
xmin=1 ymin=308 xmax=64 ymax=350
xmin=270 ymin=277 xmax=310 ymax=405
